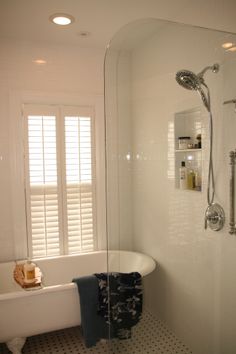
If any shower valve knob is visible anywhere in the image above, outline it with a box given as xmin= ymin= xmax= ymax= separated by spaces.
xmin=204 ymin=203 xmax=225 ymax=231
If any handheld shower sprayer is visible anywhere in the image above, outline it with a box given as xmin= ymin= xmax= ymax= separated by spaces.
xmin=175 ymin=63 xmax=225 ymax=231
xmin=175 ymin=63 xmax=219 ymax=112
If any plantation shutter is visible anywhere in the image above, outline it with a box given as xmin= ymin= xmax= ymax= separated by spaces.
xmin=62 ymin=106 xmax=96 ymax=254
xmin=24 ymin=104 xmax=96 ymax=258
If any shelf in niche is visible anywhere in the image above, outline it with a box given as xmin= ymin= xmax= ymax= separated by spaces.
xmin=175 ymin=148 xmax=201 ymax=153
xmin=177 ymin=187 xmax=202 ymax=192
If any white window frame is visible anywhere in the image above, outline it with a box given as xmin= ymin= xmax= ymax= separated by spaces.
xmin=9 ymin=91 xmax=106 ymax=260
xmin=24 ymin=104 xmax=98 ymax=258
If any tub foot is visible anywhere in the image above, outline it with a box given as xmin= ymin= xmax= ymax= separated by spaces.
xmin=6 ymin=337 xmax=26 ymax=354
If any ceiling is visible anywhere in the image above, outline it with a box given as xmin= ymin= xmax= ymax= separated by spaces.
xmin=1 ymin=0 xmax=236 ymax=50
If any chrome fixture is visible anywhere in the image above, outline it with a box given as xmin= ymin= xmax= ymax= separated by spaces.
xmin=176 ymin=64 xmax=219 ymax=112
xmin=223 ymin=99 xmax=236 ymax=112
xmin=229 ymin=150 xmax=236 ymax=234
xmin=204 ymin=203 xmax=225 ymax=231
xmin=176 ymin=63 xmax=225 ymax=232
xmin=176 ymin=63 xmax=219 ymax=205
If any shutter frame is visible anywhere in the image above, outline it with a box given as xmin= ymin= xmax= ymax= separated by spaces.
xmin=23 ymin=104 xmax=97 ymax=258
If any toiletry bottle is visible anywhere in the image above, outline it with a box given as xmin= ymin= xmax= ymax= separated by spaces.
xmin=195 ymin=169 xmax=202 ymax=191
xmin=187 ymin=169 xmax=196 ymax=190
xmin=179 ymin=161 xmax=187 ymax=189
xmin=196 ymin=134 xmax=202 ymax=149
xmin=24 ymin=260 xmax=36 ymax=283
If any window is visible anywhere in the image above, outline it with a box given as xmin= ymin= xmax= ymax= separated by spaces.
xmin=23 ymin=104 xmax=96 ymax=258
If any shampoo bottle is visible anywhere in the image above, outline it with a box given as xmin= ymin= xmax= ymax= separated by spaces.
xmin=195 ymin=169 xmax=202 ymax=191
xmin=187 ymin=169 xmax=196 ymax=190
xmin=179 ymin=161 xmax=187 ymax=190
xmin=24 ymin=260 xmax=36 ymax=283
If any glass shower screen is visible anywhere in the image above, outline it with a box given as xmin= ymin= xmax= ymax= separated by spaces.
xmin=104 ymin=18 xmax=236 ymax=354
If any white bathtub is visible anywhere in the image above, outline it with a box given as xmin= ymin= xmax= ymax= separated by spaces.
xmin=0 ymin=250 xmax=156 ymax=352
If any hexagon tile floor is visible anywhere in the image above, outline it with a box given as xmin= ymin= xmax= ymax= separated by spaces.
xmin=0 ymin=311 xmax=192 ymax=354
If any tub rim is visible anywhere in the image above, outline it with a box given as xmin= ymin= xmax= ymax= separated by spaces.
xmin=0 ymin=250 xmax=156 ymax=300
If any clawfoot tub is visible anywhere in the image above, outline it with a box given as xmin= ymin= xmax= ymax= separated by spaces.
xmin=0 ymin=250 xmax=156 ymax=353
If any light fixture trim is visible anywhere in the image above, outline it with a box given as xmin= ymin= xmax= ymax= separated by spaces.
xmin=49 ymin=13 xmax=75 ymax=26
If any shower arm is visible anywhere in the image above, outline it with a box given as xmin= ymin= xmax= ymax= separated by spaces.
xmin=198 ymin=66 xmax=212 ymax=79
xmin=223 ymin=99 xmax=236 ymax=113
xmin=198 ymin=64 xmax=220 ymax=79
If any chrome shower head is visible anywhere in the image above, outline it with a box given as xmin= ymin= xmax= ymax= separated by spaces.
xmin=175 ymin=70 xmax=201 ymax=91
xmin=175 ymin=63 xmax=219 ymax=91
xmin=175 ymin=63 xmax=220 ymax=112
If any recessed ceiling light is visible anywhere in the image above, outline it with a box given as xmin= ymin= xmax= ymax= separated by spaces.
xmin=49 ymin=13 xmax=75 ymax=26
xmin=222 ymin=42 xmax=233 ymax=49
xmin=33 ymin=59 xmax=47 ymax=65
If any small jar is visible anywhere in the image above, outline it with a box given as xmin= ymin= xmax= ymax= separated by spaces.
xmin=178 ymin=137 xmax=191 ymax=150
xmin=187 ymin=143 xmax=194 ymax=149
xmin=24 ymin=260 xmax=36 ymax=283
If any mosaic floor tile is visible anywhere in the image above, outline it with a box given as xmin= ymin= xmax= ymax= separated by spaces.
xmin=0 ymin=311 xmax=192 ymax=354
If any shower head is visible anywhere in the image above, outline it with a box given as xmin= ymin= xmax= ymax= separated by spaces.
xmin=175 ymin=70 xmax=201 ymax=91
xmin=175 ymin=63 xmax=219 ymax=91
xmin=175 ymin=63 xmax=220 ymax=112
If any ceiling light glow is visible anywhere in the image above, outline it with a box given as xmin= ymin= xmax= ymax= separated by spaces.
xmin=33 ymin=59 xmax=47 ymax=65
xmin=227 ymin=46 xmax=236 ymax=52
xmin=49 ymin=13 xmax=75 ymax=26
xmin=222 ymin=42 xmax=233 ymax=49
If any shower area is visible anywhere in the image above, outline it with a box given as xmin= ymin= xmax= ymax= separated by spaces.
xmin=105 ymin=19 xmax=236 ymax=354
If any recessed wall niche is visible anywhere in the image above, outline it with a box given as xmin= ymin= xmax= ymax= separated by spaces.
xmin=174 ymin=107 xmax=202 ymax=191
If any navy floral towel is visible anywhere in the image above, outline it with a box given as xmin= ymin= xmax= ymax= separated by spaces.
xmin=94 ymin=272 xmax=143 ymax=340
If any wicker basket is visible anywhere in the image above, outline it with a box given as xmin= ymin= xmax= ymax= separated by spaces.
xmin=13 ymin=264 xmax=42 ymax=289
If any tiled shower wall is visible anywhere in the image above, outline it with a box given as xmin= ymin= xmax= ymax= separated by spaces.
xmin=131 ymin=24 xmax=236 ymax=354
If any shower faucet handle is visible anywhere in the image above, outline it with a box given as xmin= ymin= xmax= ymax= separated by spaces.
xmin=204 ymin=203 xmax=225 ymax=231
xmin=205 ymin=208 xmax=219 ymax=228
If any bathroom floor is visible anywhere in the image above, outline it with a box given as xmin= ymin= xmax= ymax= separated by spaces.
xmin=0 ymin=311 xmax=192 ymax=354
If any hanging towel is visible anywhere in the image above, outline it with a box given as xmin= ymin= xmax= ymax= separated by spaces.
xmin=72 ymin=275 xmax=110 ymax=348
xmin=94 ymin=272 xmax=143 ymax=340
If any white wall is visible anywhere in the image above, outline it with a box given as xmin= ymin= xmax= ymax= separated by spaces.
xmin=0 ymin=39 xmax=105 ymax=261
xmin=105 ymin=19 xmax=236 ymax=354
